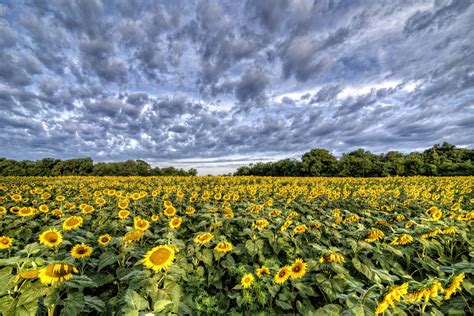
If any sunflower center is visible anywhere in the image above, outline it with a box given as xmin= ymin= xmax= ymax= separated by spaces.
xmin=1 ymin=239 xmax=8 ymax=244
xmin=45 ymin=232 xmax=58 ymax=242
xmin=102 ymin=237 xmax=109 ymax=242
xmin=77 ymin=248 xmax=86 ymax=254
xmin=149 ymin=248 xmax=171 ymax=265
xmin=279 ymin=270 xmax=286 ymax=277
xmin=293 ymin=266 xmax=300 ymax=272
xmin=66 ymin=218 xmax=79 ymax=226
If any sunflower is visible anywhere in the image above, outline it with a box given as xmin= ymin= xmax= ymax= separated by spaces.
xmin=118 ymin=210 xmax=130 ymax=219
xmin=169 ymin=217 xmax=182 ymax=229
xmin=71 ymin=243 xmax=93 ymax=259
xmin=319 ymin=252 xmax=345 ymax=264
xmin=241 ymin=273 xmax=255 ymax=289
xmin=52 ymin=209 xmax=64 ymax=218
xmin=164 ymin=206 xmax=176 ymax=217
xmin=118 ymin=199 xmax=129 ymax=209
xmin=17 ymin=269 xmax=40 ymax=280
xmin=214 ymin=241 xmax=233 ymax=253
xmin=391 ymin=234 xmax=414 ymax=245
xmin=62 ymin=216 xmax=83 ymax=231
xmin=142 ymin=245 xmax=175 ymax=271
xmin=134 ymin=217 xmax=150 ymax=231
xmin=280 ymin=220 xmax=292 ymax=232
xmin=253 ymin=219 xmax=269 ymax=230
xmin=164 ymin=201 xmax=173 ymax=208
xmin=38 ymin=204 xmax=49 ymax=213
xmin=444 ymin=272 xmax=465 ymax=300
xmin=123 ymin=230 xmax=144 ymax=242
xmin=18 ymin=207 xmax=35 ymax=217
xmin=11 ymin=194 xmax=22 ymax=202
xmin=0 ymin=236 xmax=13 ymax=249
xmin=151 ymin=214 xmax=159 ymax=222
xmin=290 ymin=258 xmax=307 ymax=279
xmin=274 ymin=266 xmax=291 ymax=284
xmin=55 ymin=195 xmax=65 ymax=202
xmin=0 ymin=206 xmax=6 ymax=215
xmin=223 ymin=208 xmax=234 ymax=218
xmin=256 ymin=265 xmax=270 ymax=277
xmin=39 ymin=229 xmax=63 ymax=248
xmin=98 ymin=234 xmax=112 ymax=246
xmin=194 ymin=232 xmax=214 ymax=245
xmin=365 ymin=229 xmax=385 ymax=242
xmin=293 ymin=224 xmax=307 ymax=234
xmin=95 ymin=197 xmax=106 ymax=206
xmin=186 ymin=206 xmax=196 ymax=215
xmin=82 ymin=204 xmax=94 ymax=214
xmin=38 ymin=262 xmax=78 ymax=285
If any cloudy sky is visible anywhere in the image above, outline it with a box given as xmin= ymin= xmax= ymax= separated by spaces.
xmin=0 ymin=0 xmax=473 ymax=174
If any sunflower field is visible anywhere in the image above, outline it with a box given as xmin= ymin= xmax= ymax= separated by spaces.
xmin=0 ymin=176 xmax=473 ymax=315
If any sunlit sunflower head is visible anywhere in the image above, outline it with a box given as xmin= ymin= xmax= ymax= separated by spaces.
xmin=256 ymin=265 xmax=270 ymax=278
xmin=118 ymin=209 xmax=130 ymax=219
xmin=214 ymin=241 xmax=233 ymax=253
xmin=39 ymin=229 xmax=63 ymax=248
xmin=169 ymin=217 xmax=183 ymax=229
xmin=123 ymin=230 xmax=144 ymax=243
xmin=118 ymin=199 xmax=129 ymax=209
xmin=98 ymin=234 xmax=112 ymax=246
xmin=163 ymin=200 xmax=173 ymax=208
xmin=142 ymin=245 xmax=175 ymax=271
xmin=194 ymin=232 xmax=213 ymax=245
xmin=290 ymin=258 xmax=307 ymax=279
xmin=62 ymin=216 xmax=83 ymax=231
xmin=38 ymin=262 xmax=78 ymax=285
xmin=95 ymin=197 xmax=106 ymax=206
xmin=38 ymin=204 xmax=49 ymax=213
xmin=17 ymin=269 xmax=40 ymax=280
xmin=71 ymin=243 xmax=93 ymax=259
xmin=11 ymin=194 xmax=22 ymax=202
xmin=320 ymin=252 xmax=345 ymax=264
xmin=241 ymin=273 xmax=255 ymax=289
xmin=223 ymin=208 xmax=234 ymax=218
xmin=186 ymin=206 xmax=196 ymax=215
xmin=293 ymin=224 xmax=307 ymax=234
xmin=365 ymin=229 xmax=385 ymax=242
xmin=0 ymin=236 xmax=13 ymax=249
xmin=18 ymin=207 xmax=34 ymax=217
xmin=274 ymin=266 xmax=291 ymax=284
xmin=0 ymin=206 xmax=6 ymax=215
xmin=82 ymin=205 xmax=94 ymax=214
xmin=55 ymin=195 xmax=65 ymax=202
xmin=151 ymin=214 xmax=159 ymax=222
xmin=164 ymin=206 xmax=176 ymax=217
xmin=253 ymin=219 xmax=269 ymax=230
xmin=134 ymin=217 xmax=150 ymax=231
xmin=391 ymin=234 xmax=414 ymax=245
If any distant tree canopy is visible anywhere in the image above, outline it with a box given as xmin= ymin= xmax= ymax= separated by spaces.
xmin=0 ymin=158 xmax=196 ymax=177
xmin=234 ymin=142 xmax=474 ymax=177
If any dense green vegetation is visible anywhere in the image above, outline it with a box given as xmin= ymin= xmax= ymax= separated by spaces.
xmin=234 ymin=143 xmax=474 ymax=177
xmin=0 ymin=158 xmax=197 ymax=177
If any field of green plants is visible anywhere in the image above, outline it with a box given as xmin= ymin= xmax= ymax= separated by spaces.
xmin=0 ymin=176 xmax=472 ymax=315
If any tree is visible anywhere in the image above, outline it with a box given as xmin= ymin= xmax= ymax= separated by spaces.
xmin=301 ymin=149 xmax=337 ymax=176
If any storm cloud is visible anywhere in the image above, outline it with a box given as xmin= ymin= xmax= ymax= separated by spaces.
xmin=0 ymin=0 xmax=473 ymax=174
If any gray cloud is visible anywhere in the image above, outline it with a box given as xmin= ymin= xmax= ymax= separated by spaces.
xmin=0 ymin=0 xmax=472 ymax=174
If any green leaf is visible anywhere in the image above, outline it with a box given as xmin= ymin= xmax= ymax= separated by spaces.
xmin=123 ymin=289 xmax=148 ymax=312
xmin=60 ymin=292 xmax=85 ymax=316
xmin=98 ymin=252 xmax=117 ymax=272
xmin=65 ymin=275 xmax=97 ymax=289
xmin=202 ymin=248 xmax=213 ymax=266
xmin=84 ymin=296 xmax=106 ymax=313
xmin=17 ymin=282 xmax=50 ymax=307
xmin=314 ymin=304 xmax=342 ymax=316
xmin=153 ymin=299 xmax=172 ymax=312
xmin=276 ymin=299 xmax=292 ymax=310
xmin=0 ymin=266 xmax=14 ymax=296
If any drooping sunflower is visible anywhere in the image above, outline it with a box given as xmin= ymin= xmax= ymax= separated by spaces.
xmin=142 ymin=245 xmax=175 ymax=271
xmin=52 ymin=209 xmax=64 ymax=218
xmin=38 ymin=262 xmax=78 ymax=285
xmin=319 ymin=252 xmax=345 ymax=264
xmin=214 ymin=241 xmax=233 ymax=253
xmin=186 ymin=206 xmax=196 ymax=215
xmin=71 ymin=243 xmax=93 ymax=259
xmin=62 ymin=216 xmax=83 ymax=231
xmin=169 ymin=217 xmax=182 ymax=229
xmin=365 ymin=229 xmax=385 ymax=242
xmin=194 ymin=232 xmax=214 ymax=245
xmin=223 ymin=208 xmax=234 ymax=218
xmin=290 ymin=258 xmax=307 ymax=279
xmin=98 ymin=234 xmax=112 ymax=246
xmin=17 ymin=269 xmax=40 ymax=280
xmin=253 ymin=219 xmax=269 ymax=230
xmin=391 ymin=234 xmax=414 ymax=245
xmin=39 ymin=229 xmax=63 ymax=248
xmin=241 ymin=273 xmax=255 ymax=289
xmin=0 ymin=236 xmax=13 ymax=249
xmin=134 ymin=217 xmax=150 ymax=231
xmin=256 ymin=265 xmax=270 ymax=278
xmin=293 ymin=224 xmax=307 ymax=234
xmin=123 ymin=230 xmax=144 ymax=243
xmin=118 ymin=210 xmax=130 ymax=219
xmin=274 ymin=266 xmax=291 ymax=284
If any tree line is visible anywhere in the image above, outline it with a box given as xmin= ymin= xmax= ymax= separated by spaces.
xmin=0 ymin=158 xmax=197 ymax=176
xmin=234 ymin=142 xmax=474 ymax=177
